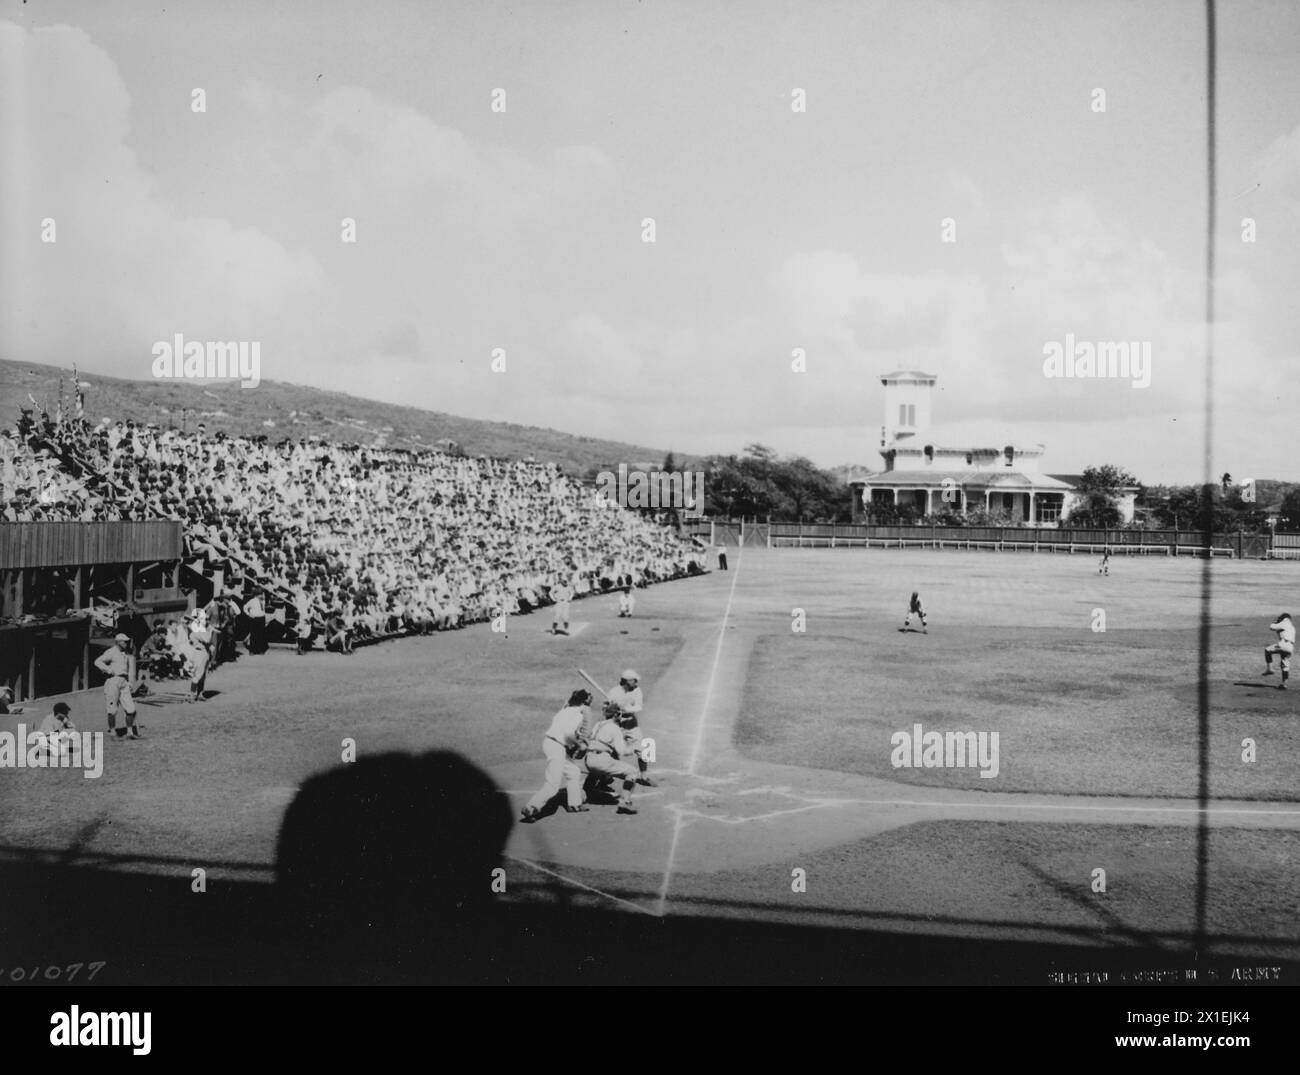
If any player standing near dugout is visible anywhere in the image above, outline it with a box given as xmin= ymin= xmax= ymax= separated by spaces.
xmin=607 ymin=669 xmax=655 ymax=786
xmin=184 ymin=609 xmax=214 ymax=703
xmin=94 ymin=633 xmax=142 ymax=739
xmin=243 ymin=591 xmax=268 ymax=654
xmin=520 ymin=689 xmax=594 ymax=822
xmin=903 ymin=591 xmax=928 ymax=633
xmin=1263 ymin=612 xmax=1295 ymax=690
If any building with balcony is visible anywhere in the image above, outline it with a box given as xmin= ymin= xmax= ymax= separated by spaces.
xmin=848 ymin=371 xmax=1136 ymax=526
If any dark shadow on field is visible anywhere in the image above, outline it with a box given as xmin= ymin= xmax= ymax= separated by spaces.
xmin=1016 ymin=860 xmax=1169 ymax=951
xmin=2 ymin=752 xmax=1297 ymax=985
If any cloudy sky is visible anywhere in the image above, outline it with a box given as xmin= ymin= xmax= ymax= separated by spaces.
xmin=2 ymin=0 xmax=1298 ymax=483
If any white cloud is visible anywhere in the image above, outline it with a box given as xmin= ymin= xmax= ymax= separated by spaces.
xmin=305 ymin=86 xmax=615 ymax=236
xmin=1256 ymin=124 xmax=1300 ymax=196
xmin=0 ymin=21 xmax=324 ymax=373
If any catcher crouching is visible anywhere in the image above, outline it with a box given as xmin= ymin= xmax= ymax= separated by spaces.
xmin=581 ymin=700 xmax=640 ymax=814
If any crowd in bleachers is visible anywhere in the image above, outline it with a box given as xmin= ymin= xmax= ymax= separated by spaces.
xmin=1 ymin=406 xmax=708 ymax=643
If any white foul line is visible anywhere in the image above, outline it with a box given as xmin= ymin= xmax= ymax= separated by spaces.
xmin=686 ymin=552 xmax=744 ymax=776
xmin=842 ymin=796 xmax=1300 ymax=818
xmin=667 ymin=795 xmax=1300 ymax=827
xmin=657 ymin=547 xmax=745 ymax=915
xmin=505 ymin=854 xmax=657 ymax=916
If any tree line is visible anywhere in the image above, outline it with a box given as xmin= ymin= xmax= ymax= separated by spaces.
xmin=589 ymin=450 xmax=1300 ymax=531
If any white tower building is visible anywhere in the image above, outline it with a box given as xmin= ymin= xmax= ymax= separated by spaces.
xmin=880 ymin=370 xmax=936 ymax=447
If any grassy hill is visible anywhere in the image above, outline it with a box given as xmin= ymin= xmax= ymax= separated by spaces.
xmin=0 ymin=359 xmax=699 ymax=476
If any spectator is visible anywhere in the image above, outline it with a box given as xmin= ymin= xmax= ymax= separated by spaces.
xmin=3 ymin=407 xmax=709 ymax=654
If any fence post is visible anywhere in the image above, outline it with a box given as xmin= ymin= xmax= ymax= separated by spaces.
xmin=1237 ymin=530 xmax=1243 ymax=559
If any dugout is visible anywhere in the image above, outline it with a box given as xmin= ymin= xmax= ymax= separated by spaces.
xmin=0 ymin=521 xmax=185 ymax=702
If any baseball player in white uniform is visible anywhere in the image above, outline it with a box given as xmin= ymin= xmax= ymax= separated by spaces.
xmin=618 ymin=587 xmax=635 ymax=617
xmin=94 ymin=633 xmax=141 ymax=739
xmin=36 ymin=701 xmax=78 ymax=763
xmin=551 ymin=580 xmax=575 ymax=635
xmin=1263 ymin=612 xmax=1295 ymax=690
xmin=521 ymin=690 xmax=594 ymax=822
xmin=606 ymin=669 xmax=654 ymax=786
xmin=184 ymin=610 xmax=214 ymax=702
xmin=582 ymin=701 xmax=639 ymax=814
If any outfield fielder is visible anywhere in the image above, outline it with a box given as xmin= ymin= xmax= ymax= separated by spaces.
xmin=903 ymin=591 xmax=928 ymax=633
xmin=521 ymin=690 xmax=593 ymax=822
xmin=1263 ymin=612 xmax=1295 ymax=690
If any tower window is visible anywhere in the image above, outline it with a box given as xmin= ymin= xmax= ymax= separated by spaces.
xmin=1004 ymin=445 xmax=1014 ymax=467
xmin=907 ymin=404 xmax=915 ymax=426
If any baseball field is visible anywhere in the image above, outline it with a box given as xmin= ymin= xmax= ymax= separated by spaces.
xmin=3 ymin=547 xmax=1299 ymax=974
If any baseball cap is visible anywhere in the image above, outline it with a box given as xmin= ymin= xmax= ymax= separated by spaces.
xmin=621 ymin=669 xmax=639 ymax=682
xmin=114 ymin=633 xmax=130 ymax=644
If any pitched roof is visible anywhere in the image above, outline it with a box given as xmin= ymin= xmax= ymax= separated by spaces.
xmin=860 ymin=470 xmax=1075 ymax=490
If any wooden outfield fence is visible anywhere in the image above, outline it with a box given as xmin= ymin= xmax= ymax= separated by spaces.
xmin=692 ymin=521 xmax=1292 ymax=559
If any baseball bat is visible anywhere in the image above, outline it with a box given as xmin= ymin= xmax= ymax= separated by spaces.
xmin=575 ymin=667 xmax=609 ymax=699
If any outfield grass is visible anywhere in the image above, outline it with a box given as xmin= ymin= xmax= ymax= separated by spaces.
xmin=735 ymin=551 xmax=1300 ymax=799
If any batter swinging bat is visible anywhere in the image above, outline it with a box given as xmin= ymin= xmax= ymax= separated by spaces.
xmin=575 ymin=668 xmax=609 ymax=699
